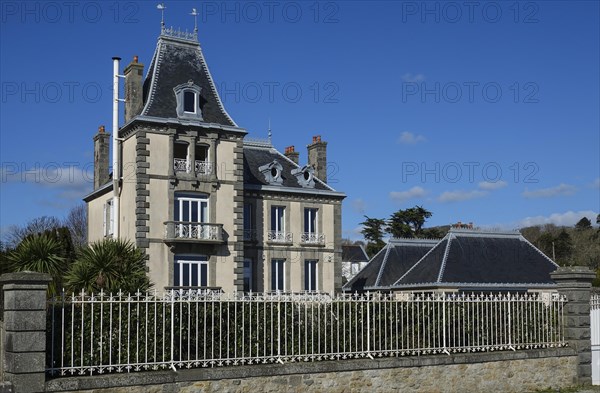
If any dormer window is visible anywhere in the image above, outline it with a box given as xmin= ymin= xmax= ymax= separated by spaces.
xmin=291 ymin=165 xmax=315 ymax=188
xmin=174 ymin=81 xmax=203 ymax=120
xmin=259 ymin=160 xmax=283 ymax=185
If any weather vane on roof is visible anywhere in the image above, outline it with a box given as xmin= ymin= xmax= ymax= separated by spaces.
xmin=157 ymin=3 xmax=166 ymax=30
xmin=190 ymin=8 xmax=199 ymax=33
xmin=268 ymin=118 xmax=272 ymax=144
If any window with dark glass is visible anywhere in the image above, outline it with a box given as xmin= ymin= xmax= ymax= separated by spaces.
xmin=271 ymin=206 xmax=285 ymax=232
xmin=183 ymin=91 xmax=196 ymax=113
xmin=304 ymin=260 xmax=318 ymax=291
xmin=271 ymin=259 xmax=285 ymax=292
xmin=304 ymin=208 xmax=318 ymax=234
xmin=243 ymin=258 xmax=253 ymax=292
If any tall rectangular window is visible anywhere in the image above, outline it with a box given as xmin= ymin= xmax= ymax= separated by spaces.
xmin=104 ymin=199 xmax=114 ymax=237
xmin=304 ymin=208 xmax=318 ymax=234
xmin=244 ymin=203 xmax=253 ymax=231
xmin=271 ymin=206 xmax=285 ymax=232
xmin=271 ymin=259 xmax=285 ymax=292
xmin=243 ymin=258 xmax=253 ymax=293
xmin=174 ymin=256 xmax=208 ymax=287
xmin=304 ymin=260 xmax=318 ymax=291
xmin=183 ymin=91 xmax=196 ymax=113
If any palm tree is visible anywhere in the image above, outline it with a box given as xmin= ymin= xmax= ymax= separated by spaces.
xmin=7 ymin=233 xmax=66 ymax=296
xmin=66 ymin=239 xmax=151 ymax=294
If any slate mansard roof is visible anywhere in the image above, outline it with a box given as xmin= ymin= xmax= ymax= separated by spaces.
xmin=344 ymin=228 xmax=560 ymax=292
xmin=343 ymin=238 xmax=438 ymax=292
xmin=141 ymin=31 xmax=237 ymax=127
xmin=243 ymin=141 xmax=343 ymax=195
xmin=391 ymin=229 xmax=559 ymax=291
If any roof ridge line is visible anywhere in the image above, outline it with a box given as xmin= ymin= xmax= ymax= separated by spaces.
xmin=393 ymin=236 xmax=446 ymax=285
xmin=437 ymin=233 xmax=454 ymax=283
xmin=374 ymin=243 xmax=393 ymax=287
xmin=519 ymin=234 xmax=560 ymax=268
xmin=140 ymin=40 xmax=162 ymax=117
xmin=343 ymin=244 xmax=389 ymax=290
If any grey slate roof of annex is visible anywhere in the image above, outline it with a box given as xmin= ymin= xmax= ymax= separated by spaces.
xmin=243 ymin=142 xmax=336 ymax=192
xmin=141 ymin=34 xmax=236 ymax=127
xmin=392 ymin=229 xmax=560 ymax=289
xmin=343 ymin=238 xmax=438 ymax=292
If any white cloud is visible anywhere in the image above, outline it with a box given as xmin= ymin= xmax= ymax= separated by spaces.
xmin=350 ymin=198 xmax=367 ymax=214
xmin=2 ymin=165 xmax=93 ymax=203
xmin=516 ymin=210 xmax=598 ymax=228
xmin=397 ymin=131 xmax=426 ymax=145
xmin=522 ymin=183 xmax=577 ymax=198
xmin=438 ymin=189 xmax=488 ymax=203
xmin=478 ymin=180 xmax=507 ymax=191
xmin=390 ymin=186 xmax=428 ymax=203
xmin=401 ymin=73 xmax=425 ymax=83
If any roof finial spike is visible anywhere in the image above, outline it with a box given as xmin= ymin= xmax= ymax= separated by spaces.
xmin=190 ymin=8 xmax=199 ymax=34
xmin=157 ymin=3 xmax=166 ymax=31
xmin=268 ymin=118 xmax=272 ymax=144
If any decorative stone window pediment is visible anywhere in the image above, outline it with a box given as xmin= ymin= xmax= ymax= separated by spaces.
xmin=259 ymin=160 xmax=283 ymax=185
xmin=174 ymin=81 xmax=203 ymax=120
xmin=291 ymin=165 xmax=315 ymax=188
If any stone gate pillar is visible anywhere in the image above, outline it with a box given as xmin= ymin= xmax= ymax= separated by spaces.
xmin=1 ymin=272 xmax=51 ymax=393
xmin=551 ymin=266 xmax=596 ymax=385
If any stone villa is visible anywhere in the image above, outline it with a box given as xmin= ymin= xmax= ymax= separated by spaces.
xmin=84 ymin=26 xmax=345 ymax=293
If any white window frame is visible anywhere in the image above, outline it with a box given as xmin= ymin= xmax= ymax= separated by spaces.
xmin=304 ymin=259 xmax=318 ymax=292
xmin=174 ymin=256 xmax=209 ymax=287
xmin=271 ymin=206 xmax=285 ymax=233
xmin=175 ymin=195 xmax=209 ymax=223
xmin=271 ymin=259 xmax=285 ymax=292
xmin=304 ymin=208 xmax=318 ymax=235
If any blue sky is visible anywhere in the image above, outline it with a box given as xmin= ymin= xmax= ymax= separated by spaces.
xmin=1 ymin=1 xmax=599 ymax=240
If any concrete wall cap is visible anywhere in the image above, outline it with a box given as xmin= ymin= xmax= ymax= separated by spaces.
xmin=0 ymin=272 xmax=52 ymax=285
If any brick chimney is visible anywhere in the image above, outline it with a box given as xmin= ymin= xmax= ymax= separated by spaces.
xmin=284 ymin=145 xmax=299 ymax=165
xmin=307 ymin=135 xmax=327 ymax=183
xmin=124 ymin=55 xmax=144 ymax=122
xmin=93 ymin=125 xmax=110 ymax=189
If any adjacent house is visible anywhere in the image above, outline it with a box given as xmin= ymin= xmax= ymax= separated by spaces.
xmin=84 ymin=26 xmax=345 ymax=293
xmin=344 ymin=228 xmax=559 ymax=293
xmin=341 ymin=244 xmax=369 ymax=282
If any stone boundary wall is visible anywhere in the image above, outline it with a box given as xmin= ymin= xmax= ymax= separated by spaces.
xmin=46 ymin=348 xmax=577 ymax=393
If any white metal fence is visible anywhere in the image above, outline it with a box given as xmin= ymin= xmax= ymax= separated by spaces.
xmin=592 ymin=294 xmax=600 ymax=385
xmin=46 ymin=291 xmax=566 ymax=377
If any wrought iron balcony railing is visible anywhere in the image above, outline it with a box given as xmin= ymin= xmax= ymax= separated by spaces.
xmin=267 ymin=231 xmax=293 ymax=243
xmin=173 ymin=159 xmax=213 ymax=175
xmin=164 ymin=221 xmax=224 ymax=243
xmin=301 ymin=232 xmax=325 ymax=245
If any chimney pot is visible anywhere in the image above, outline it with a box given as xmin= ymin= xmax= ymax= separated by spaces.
xmin=98 ymin=125 xmax=105 ymax=133
xmin=133 ymin=55 xmax=138 ymax=63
